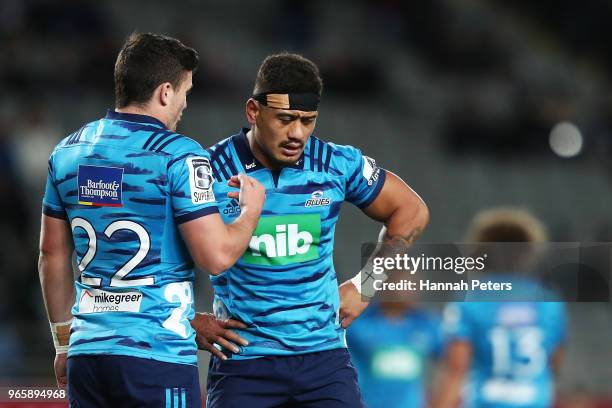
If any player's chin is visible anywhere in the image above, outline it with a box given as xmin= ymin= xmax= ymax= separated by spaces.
xmin=277 ymin=147 xmax=303 ymax=163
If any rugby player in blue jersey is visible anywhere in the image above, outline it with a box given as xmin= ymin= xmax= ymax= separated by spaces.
xmin=432 ymin=208 xmax=566 ymax=408
xmin=199 ymin=53 xmax=430 ymax=407
xmin=347 ymin=291 xmax=444 ymax=408
xmin=38 ymin=33 xmax=265 ymax=407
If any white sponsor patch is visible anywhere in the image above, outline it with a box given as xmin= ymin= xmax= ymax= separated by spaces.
xmin=78 ymin=288 xmax=143 ymax=313
xmin=362 ymin=156 xmax=380 ymax=186
xmin=187 ymin=157 xmax=215 ymax=204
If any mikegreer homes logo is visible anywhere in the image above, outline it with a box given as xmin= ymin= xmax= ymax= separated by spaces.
xmin=79 ymin=287 xmax=143 ymax=313
xmin=243 ymin=214 xmax=321 ymax=266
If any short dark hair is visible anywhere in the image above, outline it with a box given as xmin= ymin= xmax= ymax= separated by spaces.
xmin=114 ymin=32 xmax=199 ymax=108
xmin=466 ymin=208 xmax=548 ymax=243
xmin=253 ymin=53 xmax=323 ymax=96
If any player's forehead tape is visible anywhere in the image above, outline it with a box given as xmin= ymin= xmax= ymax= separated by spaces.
xmin=252 ymin=92 xmax=319 ymax=112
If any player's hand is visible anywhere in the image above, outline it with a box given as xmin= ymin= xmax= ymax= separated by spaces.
xmin=227 ymin=174 xmax=265 ymax=213
xmin=54 ymin=353 xmax=68 ymax=389
xmin=190 ymin=312 xmax=249 ymax=360
xmin=338 ymin=280 xmax=370 ymax=329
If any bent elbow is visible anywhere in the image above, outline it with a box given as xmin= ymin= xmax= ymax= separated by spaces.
xmin=207 ymin=262 xmax=229 ymax=276
xmin=416 ymin=200 xmax=430 ymax=229
xmin=196 ymin=253 xmax=234 ymax=276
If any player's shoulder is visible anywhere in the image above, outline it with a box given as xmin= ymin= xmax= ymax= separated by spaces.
xmin=156 ymin=133 xmax=210 ymax=163
xmin=54 ymin=119 xmax=101 ymax=152
xmin=539 ymin=300 xmax=566 ymax=316
xmin=205 ymin=134 xmax=243 ymax=182
xmin=206 ymin=135 xmax=234 ymax=161
xmin=321 ymin=139 xmax=366 ymax=168
xmin=322 ymin=139 xmax=362 ymax=156
xmin=305 ymin=136 xmax=364 ymax=176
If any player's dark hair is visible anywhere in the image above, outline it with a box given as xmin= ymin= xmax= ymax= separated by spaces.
xmin=466 ymin=208 xmax=548 ymax=243
xmin=466 ymin=207 xmax=548 ymax=272
xmin=253 ymin=53 xmax=323 ymax=96
xmin=114 ymin=32 xmax=199 ymax=108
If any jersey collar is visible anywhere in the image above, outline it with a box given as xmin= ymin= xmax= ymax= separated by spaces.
xmin=105 ymin=109 xmax=168 ymax=129
xmin=232 ymin=128 xmax=305 ymax=173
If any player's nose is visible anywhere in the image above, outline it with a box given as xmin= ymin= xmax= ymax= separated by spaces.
xmin=287 ymin=122 xmax=309 ymax=142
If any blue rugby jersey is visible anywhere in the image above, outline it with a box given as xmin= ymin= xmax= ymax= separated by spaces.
xmin=347 ymin=304 xmax=443 ymax=408
xmin=443 ymin=287 xmax=566 ymax=408
xmin=208 ymin=128 xmax=386 ymax=359
xmin=42 ymin=110 xmax=218 ymax=365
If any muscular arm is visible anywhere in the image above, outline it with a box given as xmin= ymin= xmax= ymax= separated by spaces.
xmin=339 ymin=171 xmax=429 ymax=327
xmin=39 ymin=215 xmax=75 ymax=324
xmin=179 ymin=174 xmax=264 ymax=275
xmin=364 ymin=170 xmax=429 ymax=248
xmin=39 ymin=214 xmax=75 ymax=388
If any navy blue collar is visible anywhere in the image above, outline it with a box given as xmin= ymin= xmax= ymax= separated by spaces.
xmin=105 ymin=109 xmax=167 ymax=129
xmin=232 ymin=128 xmax=305 ymax=172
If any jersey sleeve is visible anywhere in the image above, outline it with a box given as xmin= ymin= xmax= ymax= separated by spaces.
xmin=343 ymin=146 xmax=386 ymax=208
xmin=42 ymin=152 xmax=67 ymax=219
xmin=168 ymin=148 xmax=219 ymax=224
xmin=549 ymin=302 xmax=567 ymax=350
xmin=442 ymin=302 xmax=472 ymax=342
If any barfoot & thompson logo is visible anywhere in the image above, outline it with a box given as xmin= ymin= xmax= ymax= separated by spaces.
xmin=77 ymin=164 xmax=124 ymax=207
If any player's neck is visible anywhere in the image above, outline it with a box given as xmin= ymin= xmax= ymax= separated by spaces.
xmin=246 ymin=129 xmax=283 ymax=171
xmin=115 ymin=105 xmax=169 ymax=129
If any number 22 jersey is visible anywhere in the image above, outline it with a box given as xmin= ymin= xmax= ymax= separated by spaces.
xmin=42 ymin=110 xmax=218 ymax=365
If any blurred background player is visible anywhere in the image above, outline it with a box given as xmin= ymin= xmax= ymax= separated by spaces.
xmin=38 ymin=32 xmax=265 ymax=407
xmin=347 ymin=271 xmax=444 ymax=408
xmin=432 ymin=208 xmax=566 ymax=408
xmin=199 ymin=53 xmax=429 ymax=407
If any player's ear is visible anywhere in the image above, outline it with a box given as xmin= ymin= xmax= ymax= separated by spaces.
xmin=245 ymin=98 xmax=259 ymax=125
xmin=158 ymin=82 xmax=173 ymax=107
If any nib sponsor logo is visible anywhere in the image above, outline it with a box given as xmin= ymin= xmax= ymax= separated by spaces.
xmin=243 ymin=214 xmax=321 ymax=266
xmin=79 ymin=288 xmax=143 ymax=313
xmin=222 ymin=199 xmax=241 ymax=217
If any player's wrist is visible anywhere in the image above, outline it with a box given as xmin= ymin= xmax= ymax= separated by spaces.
xmin=350 ymin=271 xmax=376 ymax=299
xmin=237 ymin=205 xmax=261 ymax=228
xmin=50 ymin=318 xmax=72 ymax=355
xmin=350 ymin=269 xmax=386 ymax=299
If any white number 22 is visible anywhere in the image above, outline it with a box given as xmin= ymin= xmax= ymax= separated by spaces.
xmin=71 ymin=217 xmax=154 ymax=287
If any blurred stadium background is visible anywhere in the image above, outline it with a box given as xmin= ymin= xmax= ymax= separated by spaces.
xmin=1 ymin=0 xmax=612 ymax=405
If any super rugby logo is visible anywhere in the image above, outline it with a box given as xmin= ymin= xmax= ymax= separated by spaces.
xmin=187 ymin=157 xmax=215 ymax=205
xmin=78 ymin=288 xmax=143 ymax=313
xmin=243 ymin=214 xmax=321 ymax=266
xmin=305 ymin=190 xmax=331 ymax=207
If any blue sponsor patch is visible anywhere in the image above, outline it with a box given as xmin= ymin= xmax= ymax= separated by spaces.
xmin=78 ymin=165 xmax=124 ymax=207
